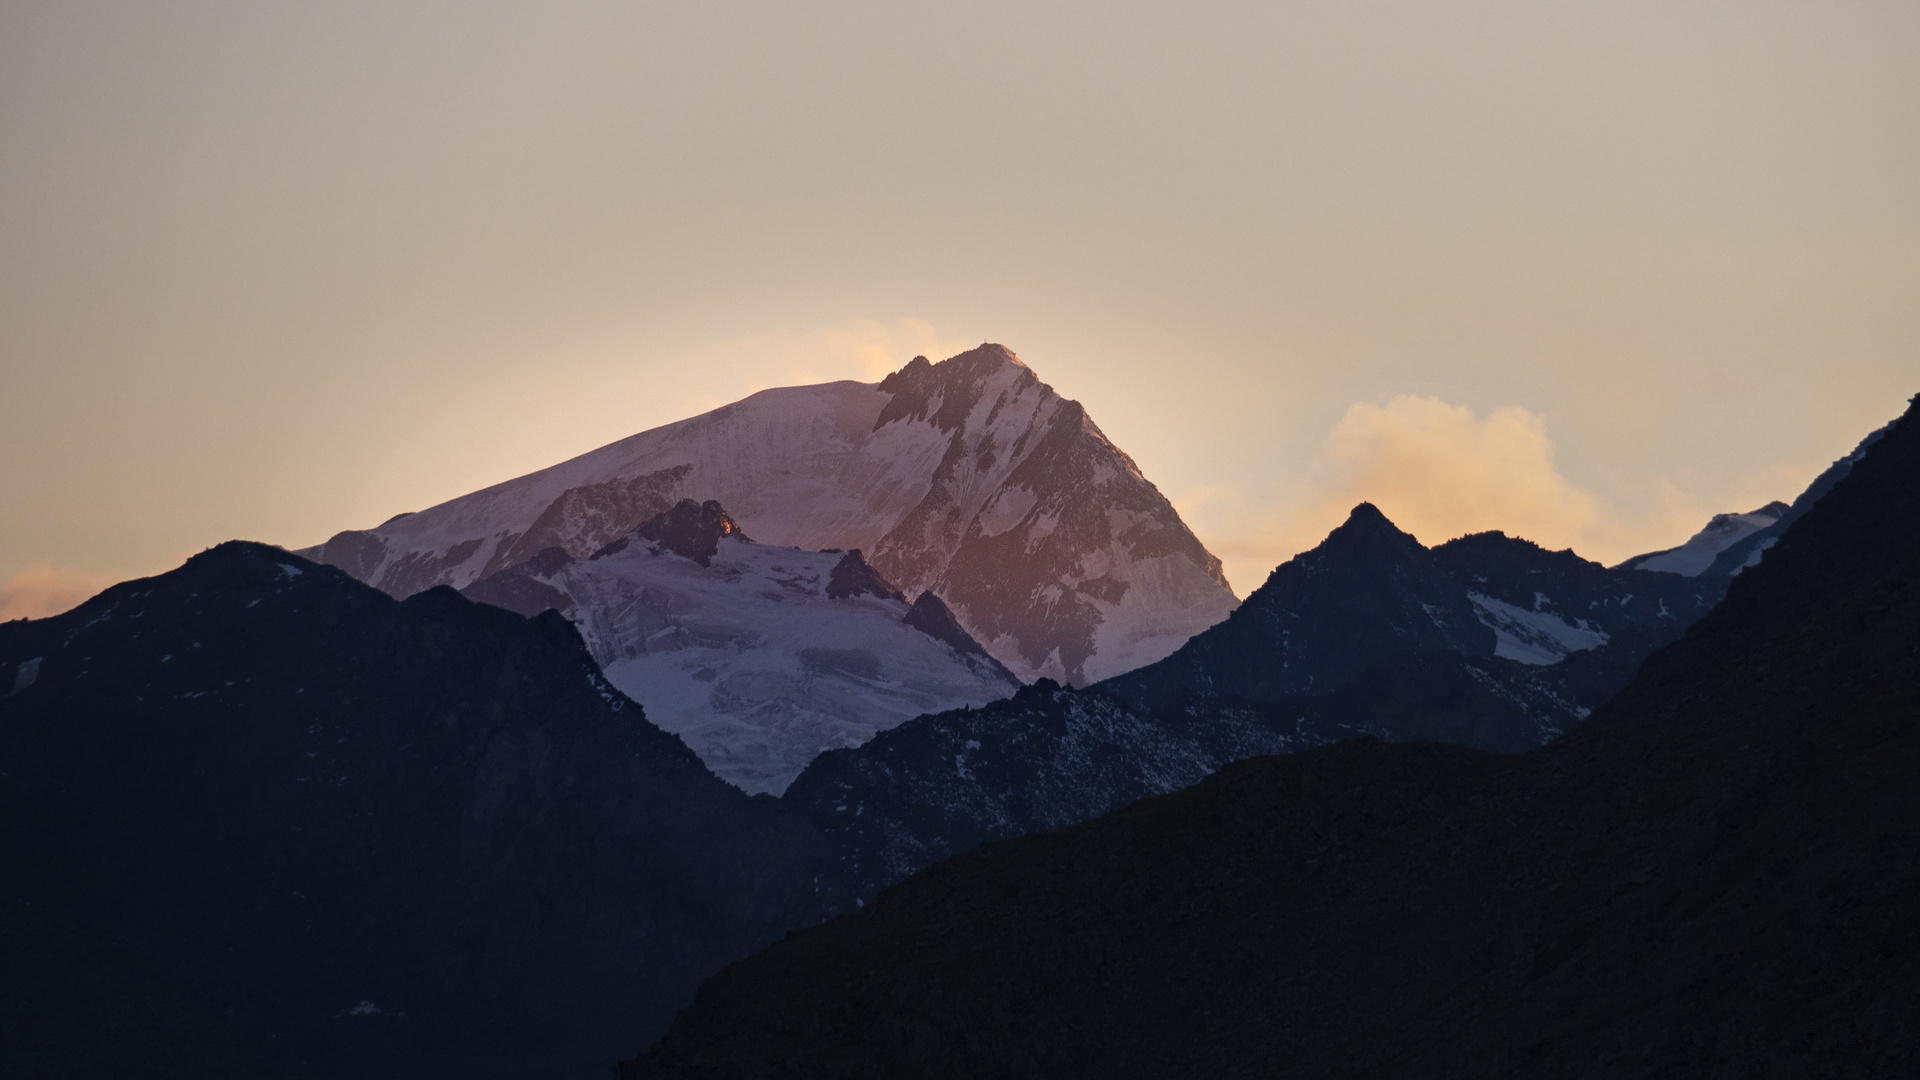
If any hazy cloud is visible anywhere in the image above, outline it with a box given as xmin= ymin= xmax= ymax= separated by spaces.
xmin=821 ymin=319 xmax=977 ymax=382
xmin=666 ymin=318 xmax=976 ymax=408
xmin=1179 ymin=396 xmax=1816 ymax=597
xmin=0 ymin=565 xmax=111 ymax=621
xmin=1322 ymin=397 xmax=1605 ymax=547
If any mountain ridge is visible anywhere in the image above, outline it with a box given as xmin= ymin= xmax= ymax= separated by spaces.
xmin=299 ymin=345 xmax=1237 ymax=685
xmin=0 ymin=541 xmax=846 ymax=1078
xmin=622 ymin=396 xmax=1920 ymax=1079
xmin=779 ymin=500 xmax=1726 ymax=901
xmin=1621 ymin=415 xmax=1897 ymax=579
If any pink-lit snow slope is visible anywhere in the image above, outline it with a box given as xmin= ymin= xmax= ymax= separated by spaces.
xmin=300 ymin=345 xmax=1238 ymax=685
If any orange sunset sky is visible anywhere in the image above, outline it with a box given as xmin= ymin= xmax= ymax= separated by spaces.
xmin=2 ymin=1 xmax=1915 ymax=615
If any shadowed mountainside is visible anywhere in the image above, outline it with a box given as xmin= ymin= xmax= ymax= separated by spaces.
xmin=0 ymin=547 xmax=845 ymax=1078
xmin=625 ymin=394 xmax=1918 ymax=1078
xmin=781 ymin=504 xmax=1725 ymax=901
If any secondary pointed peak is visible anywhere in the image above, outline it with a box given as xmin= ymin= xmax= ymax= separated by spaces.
xmin=1339 ymin=502 xmax=1403 ymax=533
xmin=1297 ymin=502 xmax=1425 ymax=562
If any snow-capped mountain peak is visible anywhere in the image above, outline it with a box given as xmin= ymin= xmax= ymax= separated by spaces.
xmin=300 ymin=345 xmax=1237 ymax=685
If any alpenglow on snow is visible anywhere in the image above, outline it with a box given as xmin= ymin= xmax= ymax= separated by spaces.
xmin=301 ymin=345 xmax=1239 ymax=687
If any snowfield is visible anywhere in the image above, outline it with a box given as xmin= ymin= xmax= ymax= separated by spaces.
xmin=473 ymin=531 xmax=1018 ymax=795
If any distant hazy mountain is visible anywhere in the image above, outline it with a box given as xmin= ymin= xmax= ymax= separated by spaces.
xmin=780 ymin=504 xmax=1726 ymax=900
xmin=462 ymin=499 xmax=1016 ymax=795
xmin=1621 ymin=416 xmax=1897 ymax=579
xmin=301 ymin=345 xmax=1237 ymax=685
xmin=1619 ymin=501 xmax=1789 ymax=576
xmin=624 ymin=393 xmax=1920 ymax=1079
xmin=0 ymin=545 xmax=844 ymax=1078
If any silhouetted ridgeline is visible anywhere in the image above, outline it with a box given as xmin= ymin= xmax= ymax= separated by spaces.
xmin=0 ymin=551 xmax=845 ymax=1078
xmin=782 ymin=500 xmax=1727 ymax=902
xmin=625 ymin=394 xmax=1919 ymax=1078
xmin=6 ymin=389 xmax=1909 ymax=1077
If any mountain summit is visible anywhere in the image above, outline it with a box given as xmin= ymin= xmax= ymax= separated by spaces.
xmin=300 ymin=345 xmax=1237 ymax=684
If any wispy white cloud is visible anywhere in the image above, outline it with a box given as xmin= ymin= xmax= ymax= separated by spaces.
xmin=819 ymin=318 xmax=976 ymax=382
xmin=1178 ymin=396 xmax=1817 ymax=597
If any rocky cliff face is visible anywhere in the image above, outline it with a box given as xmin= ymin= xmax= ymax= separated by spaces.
xmin=300 ymin=345 xmax=1236 ymax=685
xmin=859 ymin=350 xmax=1235 ymax=683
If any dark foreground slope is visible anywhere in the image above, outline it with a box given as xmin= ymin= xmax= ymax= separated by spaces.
xmin=0 ymin=546 xmax=843 ymax=1079
xmin=626 ymin=395 xmax=1919 ymax=1079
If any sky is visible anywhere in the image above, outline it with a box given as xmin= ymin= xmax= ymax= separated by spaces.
xmin=2 ymin=0 xmax=1915 ymax=615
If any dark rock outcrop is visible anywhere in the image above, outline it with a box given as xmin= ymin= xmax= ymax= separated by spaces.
xmin=487 ymin=466 xmax=694 ymax=575
xmin=825 ymin=549 xmax=906 ymax=601
xmin=598 ymin=498 xmax=747 ymax=567
xmin=459 ymin=545 xmax=575 ymax=617
xmin=900 ymin=591 xmax=1006 ymax=673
